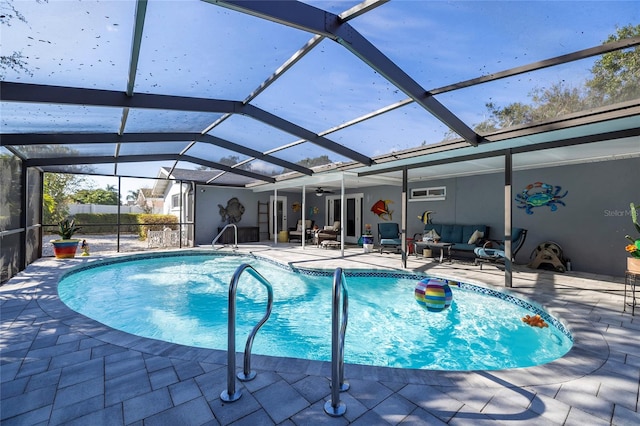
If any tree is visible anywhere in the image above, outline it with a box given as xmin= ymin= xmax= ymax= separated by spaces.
xmin=0 ymin=153 xmax=21 ymax=230
xmin=585 ymin=24 xmax=640 ymax=106
xmin=473 ymin=25 xmax=639 ymax=133
xmin=219 ymin=155 xmax=253 ymax=171
xmin=126 ymin=189 xmax=140 ymax=203
xmin=296 ymin=155 xmax=332 ymax=168
xmin=529 ymin=83 xmax=587 ymax=121
xmin=196 ymin=155 xmax=254 ymax=172
xmin=71 ymin=187 xmax=119 ymax=205
xmin=479 ymin=101 xmax=535 ymax=132
xmin=43 ymin=173 xmax=87 ymax=225
xmin=0 ymin=0 xmax=47 ymax=78
xmin=479 ymin=83 xmax=587 ymax=132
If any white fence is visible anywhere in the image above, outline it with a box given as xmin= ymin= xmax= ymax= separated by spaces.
xmin=68 ymin=204 xmax=145 ymax=214
xmin=147 ymin=228 xmax=185 ymax=248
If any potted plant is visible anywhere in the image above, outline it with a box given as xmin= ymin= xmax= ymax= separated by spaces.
xmin=625 ymin=202 xmax=640 ymax=273
xmin=51 ymin=218 xmax=82 ymax=259
xmin=363 ymin=224 xmax=374 ymax=253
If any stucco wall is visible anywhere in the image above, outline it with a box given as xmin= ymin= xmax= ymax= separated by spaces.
xmin=510 ymin=158 xmax=637 ymax=276
xmin=195 ymin=187 xmax=264 ymax=244
xmin=405 ymin=157 xmax=638 ymax=276
xmin=194 ymin=157 xmax=638 ymax=276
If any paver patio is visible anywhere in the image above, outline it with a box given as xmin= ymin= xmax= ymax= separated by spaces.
xmin=2 ymin=245 xmax=639 ymax=425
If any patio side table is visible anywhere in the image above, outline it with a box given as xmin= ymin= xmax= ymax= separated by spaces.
xmin=625 ymin=271 xmax=638 ymax=316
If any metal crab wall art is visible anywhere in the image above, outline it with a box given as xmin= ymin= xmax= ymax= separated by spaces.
xmin=516 ymin=182 xmax=568 ymax=215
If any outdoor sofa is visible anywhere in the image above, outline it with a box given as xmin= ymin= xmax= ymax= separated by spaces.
xmin=414 ymin=223 xmax=490 ymax=256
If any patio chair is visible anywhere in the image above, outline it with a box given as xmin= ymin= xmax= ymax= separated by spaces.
xmin=474 ymin=228 xmax=528 ymax=269
xmin=289 ymin=219 xmax=313 ymax=242
xmin=378 ymin=222 xmax=401 ymax=254
xmin=315 ymin=221 xmax=340 ymax=246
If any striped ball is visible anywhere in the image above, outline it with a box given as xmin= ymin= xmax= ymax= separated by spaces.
xmin=415 ymin=278 xmax=453 ymax=312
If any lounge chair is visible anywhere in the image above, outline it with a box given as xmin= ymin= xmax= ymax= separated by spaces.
xmin=378 ymin=222 xmax=401 ymax=254
xmin=289 ymin=219 xmax=313 ymax=242
xmin=474 ymin=228 xmax=528 ymax=269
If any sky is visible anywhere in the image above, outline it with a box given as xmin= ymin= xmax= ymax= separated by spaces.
xmin=2 ymin=0 xmax=638 ymax=196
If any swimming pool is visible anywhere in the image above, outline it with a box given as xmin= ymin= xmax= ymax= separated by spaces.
xmin=58 ymin=252 xmax=572 ymax=370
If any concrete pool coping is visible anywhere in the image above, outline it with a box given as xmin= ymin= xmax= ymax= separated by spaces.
xmin=2 ymin=244 xmax=639 ymax=425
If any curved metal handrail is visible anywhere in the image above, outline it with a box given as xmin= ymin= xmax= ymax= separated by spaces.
xmin=324 ymin=268 xmax=349 ymax=417
xmin=220 ymin=263 xmax=274 ymax=403
xmin=212 ymin=223 xmax=238 ymax=249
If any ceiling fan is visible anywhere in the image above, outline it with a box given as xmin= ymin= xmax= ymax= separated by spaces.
xmin=315 ymin=187 xmax=334 ymax=196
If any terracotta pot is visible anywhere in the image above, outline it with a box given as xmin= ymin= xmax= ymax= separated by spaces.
xmin=628 ymin=257 xmax=640 ymax=274
xmin=51 ymin=239 xmax=80 ymax=259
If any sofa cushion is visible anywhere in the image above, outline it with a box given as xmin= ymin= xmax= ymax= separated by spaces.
xmin=423 ymin=223 xmax=489 ymax=251
xmin=461 ymin=225 xmax=477 ymax=244
xmin=380 ymin=238 xmax=401 ymax=245
xmin=467 ymin=229 xmax=484 ymax=244
xmin=440 ymin=225 xmax=462 ymax=244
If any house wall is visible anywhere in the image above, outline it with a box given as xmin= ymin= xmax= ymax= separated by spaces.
xmin=509 ymin=157 xmax=637 ymax=276
xmin=195 ymin=186 xmax=271 ymax=245
xmin=195 ymin=186 xmax=335 ymax=245
xmin=280 ymin=192 xmax=328 ymax=230
xmin=193 ymin=157 xmax=637 ymax=277
xmin=403 ymin=157 xmax=638 ymax=277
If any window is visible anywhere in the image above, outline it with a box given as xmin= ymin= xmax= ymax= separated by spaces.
xmin=410 ymin=186 xmax=446 ymax=202
xmin=172 ymin=194 xmax=180 ymax=208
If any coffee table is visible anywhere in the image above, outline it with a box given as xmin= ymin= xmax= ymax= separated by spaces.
xmin=414 ymin=241 xmax=453 ymax=263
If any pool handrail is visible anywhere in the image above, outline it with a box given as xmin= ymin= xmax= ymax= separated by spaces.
xmin=220 ymin=263 xmax=274 ymax=403
xmin=324 ymin=267 xmax=349 ymax=417
xmin=212 ymin=223 xmax=238 ymax=249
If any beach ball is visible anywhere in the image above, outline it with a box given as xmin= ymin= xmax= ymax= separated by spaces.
xmin=415 ymin=278 xmax=452 ymax=312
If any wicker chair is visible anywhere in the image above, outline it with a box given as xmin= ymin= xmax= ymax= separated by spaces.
xmin=314 ymin=221 xmax=340 ymax=246
xmin=289 ymin=219 xmax=314 ymax=242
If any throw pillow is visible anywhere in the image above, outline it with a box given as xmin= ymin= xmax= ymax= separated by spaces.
xmin=324 ymin=225 xmax=334 ymax=231
xmin=297 ymin=224 xmax=302 ymax=232
xmin=468 ymin=229 xmax=484 ymax=244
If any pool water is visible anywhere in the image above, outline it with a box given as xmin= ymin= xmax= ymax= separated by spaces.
xmin=58 ymin=253 xmax=572 ymax=370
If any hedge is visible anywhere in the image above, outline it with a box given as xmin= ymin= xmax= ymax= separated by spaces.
xmin=67 ymin=213 xmax=179 ymax=239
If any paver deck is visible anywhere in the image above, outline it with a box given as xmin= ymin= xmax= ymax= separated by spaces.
xmin=2 ymin=244 xmax=639 ymax=425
